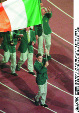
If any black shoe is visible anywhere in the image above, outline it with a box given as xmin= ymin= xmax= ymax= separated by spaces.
xmin=11 ymin=73 xmax=18 ymax=76
xmin=16 ymin=65 xmax=20 ymax=71
xmin=41 ymin=104 xmax=48 ymax=107
xmin=34 ymin=98 xmax=39 ymax=106
xmin=28 ymin=71 xmax=35 ymax=75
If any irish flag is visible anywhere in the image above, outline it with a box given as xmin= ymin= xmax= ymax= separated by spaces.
xmin=0 ymin=0 xmax=42 ymax=32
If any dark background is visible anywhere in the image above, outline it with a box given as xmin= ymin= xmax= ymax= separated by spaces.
xmin=0 ymin=0 xmax=6 ymax=3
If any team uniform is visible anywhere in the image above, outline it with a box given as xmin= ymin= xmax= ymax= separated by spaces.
xmin=1 ymin=31 xmax=19 ymax=76
xmin=34 ymin=55 xmax=51 ymax=106
xmin=16 ymin=29 xmax=36 ymax=75
xmin=34 ymin=11 xmax=52 ymax=56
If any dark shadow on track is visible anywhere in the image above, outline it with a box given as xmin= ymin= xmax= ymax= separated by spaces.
xmin=46 ymin=97 xmax=73 ymax=111
xmin=0 ymin=70 xmax=35 ymax=103
xmin=47 ymin=59 xmax=73 ymax=94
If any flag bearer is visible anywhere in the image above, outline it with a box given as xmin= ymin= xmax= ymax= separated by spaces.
xmin=34 ymin=50 xmax=51 ymax=107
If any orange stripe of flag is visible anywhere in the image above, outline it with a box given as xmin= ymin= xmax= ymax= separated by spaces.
xmin=0 ymin=3 xmax=11 ymax=32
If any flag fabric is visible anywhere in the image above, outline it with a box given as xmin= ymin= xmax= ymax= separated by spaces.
xmin=0 ymin=0 xmax=42 ymax=32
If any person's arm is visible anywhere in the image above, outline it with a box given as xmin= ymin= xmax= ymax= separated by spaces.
xmin=33 ymin=31 xmax=36 ymax=43
xmin=32 ymin=31 xmax=36 ymax=45
xmin=34 ymin=25 xmax=38 ymax=36
xmin=45 ymin=48 xmax=51 ymax=61
xmin=45 ymin=7 xmax=52 ymax=18
xmin=34 ymin=61 xmax=47 ymax=74
xmin=34 ymin=25 xmax=39 ymax=40
xmin=45 ymin=12 xmax=52 ymax=18
xmin=40 ymin=0 xmax=43 ymax=6
xmin=13 ymin=30 xmax=23 ymax=38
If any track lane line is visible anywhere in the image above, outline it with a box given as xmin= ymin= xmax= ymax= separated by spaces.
xmin=21 ymin=67 xmax=73 ymax=97
xmin=47 ymin=0 xmax=73 ymax=19
xmin=51 ymin=57 xmax=73 ymax=71
xmin=52 ymin=31 xmax=74 ymax=46
xmin=0 ymin=110 xmax=6 ymax=113
xmin=33 ymin=47 xmax=74 ymax=72
xmin=0 ymin=51 xmax=73 ymax=97
xmin=0 ymin=82 xmax=57 ymax=113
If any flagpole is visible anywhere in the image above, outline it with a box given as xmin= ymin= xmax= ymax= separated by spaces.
xmin=44 ymin=38 xmax=48 ymax=61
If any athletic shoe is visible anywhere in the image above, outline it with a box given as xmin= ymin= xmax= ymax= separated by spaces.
xmin=41 ymin=104 xmax=48 ymax=107
xmin=11 ymin=73 xmax=18 ymax=76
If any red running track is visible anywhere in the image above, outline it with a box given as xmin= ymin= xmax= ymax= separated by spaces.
xmin=0 ymin=0 xmax=73 ymax=113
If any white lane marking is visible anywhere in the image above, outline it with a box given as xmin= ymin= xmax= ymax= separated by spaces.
xmin=21 ymin=67 xmax=73 ymax=97
xmin=51 ymin=58 xmax=74 ymax=72
xmin=0 ymin=51 xmax=73 ymax=97
xmin=0 ymin=82 xmax=57 ymax=113
xmin=0 ymin=110 xmax=6 ymax=113
xmin=47 ymin=0 xmax=73 ymax=19
xmin=52 ymin=31 xmax=74 ymax=46
xmin=33 ymin=47 xmax=73 ymax=72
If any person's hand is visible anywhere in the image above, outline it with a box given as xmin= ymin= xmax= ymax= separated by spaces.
xmin=36 ymin=35 xmax=38 ymax=40
xmin=47 ymin=7 xmax=51 ymax=12
xmin=45 ymin=61 xmax=49 ymax=67
xmin=18 ymin=37 xmax=21 ymax=41
xmin=45 ymin=48 xmax=49 ymax=56
xmin=40 ymin=3 xmax=43 ymax=7
xmin=32 ymin=41 xmax=35 ymax=46
xmin=10 ymin=40 xmax=14 ymax=46
xmin=19 ymin=34 xmax=23 ymax=37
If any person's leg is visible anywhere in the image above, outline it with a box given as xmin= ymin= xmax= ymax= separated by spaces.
xmin=35 ymin=85 xmax=42 ymax=102
xmin=1 ymin=50 xmax=10 ymax=69
xmin=40 ymin=81 xmax=47 ymax=105
xmin=45 ymin=34 xmax=51 ymax=55
xmin=1 ymin=50 xmax=10 ymax=63
xmin=27 ymin=52 xmax=33 ymax=72
xmin=16 ymin=51 xmax=28 ymax=70
xmin=38 ymin=35 xmax=44 ymax=56
xmin=10 ymin=52 xmax=18 ymax=76
xmin=35 ymin=82 xmax=48 ymax=107
xmin=27 ymin=52 xmax=35 ymax=75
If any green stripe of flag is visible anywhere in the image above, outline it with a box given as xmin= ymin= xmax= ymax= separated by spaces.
xmin=22 ymin=0 xmax=42 ymax=27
